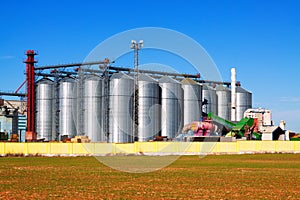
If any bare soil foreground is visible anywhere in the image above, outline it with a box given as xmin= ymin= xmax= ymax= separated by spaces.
xmin=0 ymin=154 xmax=299 ymax=199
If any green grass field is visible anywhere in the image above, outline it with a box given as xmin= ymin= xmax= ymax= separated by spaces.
xmin=0 ymin=154 xmax=300 ymax=199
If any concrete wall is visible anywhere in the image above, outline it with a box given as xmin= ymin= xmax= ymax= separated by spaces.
xmin=0 ymin=141 xmax=300 ymax=156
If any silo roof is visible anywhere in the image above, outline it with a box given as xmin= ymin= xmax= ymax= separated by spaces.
xmin=138 ymin=74 xmax=157 ymax=82
xmin=181 ymin=78 xmax=199 ymax=85
xmin=37 ymin=77 xmax=54 ymax=84
xmin=158 ymin=76 xmax=180 ymax=84
xmin=61 ymin=77 xmax=75 ymax=82
xmin=202 ymin=84 xmax=215 ymax=90
xmin=236 ymin=86 xmax=251 ymax=93
xmin=216 ymin=85 xmax=231 ymax=91
xmin=110 ymin=72 xmax=133 ymax=80
xmin=84 ymin=74 xmax=101 ymax=81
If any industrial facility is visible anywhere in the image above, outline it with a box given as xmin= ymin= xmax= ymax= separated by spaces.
xmin=0 ymin=47 xmax=299 ymax=143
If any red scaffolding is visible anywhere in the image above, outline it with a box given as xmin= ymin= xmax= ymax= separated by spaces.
xmin=24 ymin=50 xmax=37 ymax=141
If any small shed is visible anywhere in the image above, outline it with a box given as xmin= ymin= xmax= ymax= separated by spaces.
xmin=260 ymin=126 xmax=284 ymax=140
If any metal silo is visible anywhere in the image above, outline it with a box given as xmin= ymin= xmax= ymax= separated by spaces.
xmin=137 ymin=74 xmax=160 ymax=141
xmin=83 ymin=75 xmax=104 ymax=142
xmin=36 ymin=78 xmax=54 ymax=141
xmin=109 ymin=73 xmax=134 ymax=143
xmin=202 ymin=84 xmax=217 ymax=115
xmin=59 ymin=77 xmax=76 ymax=139
xmin=236 ymin=87 xmax=252 ymax=121
xmin=216 ymin=85 xmax=231 ymax=120
xmin=181 ymin=78 xmax=202 ymax=126
xmin=159 ymin=76 xmax=183 ymax=138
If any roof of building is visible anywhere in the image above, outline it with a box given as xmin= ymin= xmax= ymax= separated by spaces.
xmin=260 ymin=126 xmax=282 ymax=134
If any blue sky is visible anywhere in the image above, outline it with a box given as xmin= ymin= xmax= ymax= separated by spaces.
xmin=1 ymin=0 xmax=300 ymax=131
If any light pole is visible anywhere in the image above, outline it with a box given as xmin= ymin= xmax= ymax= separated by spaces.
xmin=130 ymin=40 xmax=143 ymax=75
xmin=130 ymin=40 xmax=143 ymax=141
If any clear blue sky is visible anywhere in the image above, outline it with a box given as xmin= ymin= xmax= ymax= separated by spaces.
xmin=1 ymin=0 xmax=300 ymax=132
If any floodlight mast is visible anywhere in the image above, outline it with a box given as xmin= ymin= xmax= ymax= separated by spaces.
xmin=131 ymin=40 xmax=143 ymax=141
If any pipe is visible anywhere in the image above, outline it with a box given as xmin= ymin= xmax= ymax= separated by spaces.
xmin=231 ymin=68 xmax=236 ymax=121
xmin=35 ymin=69 xmax=236 ymax=87
xmin=99 ymin=66 xmax=201 ymax=78
xmin=0 ymin=91 xmax=26 ymax=97
xmin=35 ymin=60 xmax=110 ymax=70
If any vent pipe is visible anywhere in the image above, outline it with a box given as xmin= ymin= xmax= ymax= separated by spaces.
xmin=231 ymin=68 xmax=236 ymax=121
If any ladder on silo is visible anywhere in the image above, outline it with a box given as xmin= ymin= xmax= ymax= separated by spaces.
xmin=102 ymin=62 xmax=110 ymax=142
xmin=131 ymin=40 xmax=142 ymax=142
xmin=133 ymin=76 xmax=139 ymax=142
xmin=77 ymin=69 xmax=85 ymax=136
xmin=54 ymin=71 xmax=60 ymax=141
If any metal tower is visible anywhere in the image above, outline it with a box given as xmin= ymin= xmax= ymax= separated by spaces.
xmin=130 ymin=40 xmax=143 ymax=141
xmin=24 ymin=50 xmax=37 ymax=141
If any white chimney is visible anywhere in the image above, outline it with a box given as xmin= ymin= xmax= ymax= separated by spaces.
xmin=231 ymin=68 xmax=236 ymax=121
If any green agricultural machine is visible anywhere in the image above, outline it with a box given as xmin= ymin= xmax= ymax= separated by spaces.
xmin=290 ymin=134 xmax=300 ymax=141
xmin=207 ymin=112 xmax=261 ymax=140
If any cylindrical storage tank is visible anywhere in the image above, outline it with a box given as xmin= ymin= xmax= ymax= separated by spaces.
xmin=216 ymin=85 xmax=231 ymax=121
xmin=181 ymin=78 xmax=202 ymax=126
xmin=109 ymin=73 xmax=134 ymax=143
xmin=202 ymin=84 xmax=217 ymax=115
xmin=83 ymin=75 xmax=104 ymax=142
xmin=159 ymin=76 xmax=183 ymax=138
xmin=236 ymin=87 xmax=252 ymax=121
xmin=137 ymin=74 xmax=160 ymax=141
xmin=59 ymin=77 xmax=76 ymax=139
xmin=36 ymin=78 xmax=54 ymax=141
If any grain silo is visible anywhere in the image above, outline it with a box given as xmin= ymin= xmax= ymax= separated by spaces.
xmin=83 ymin=75 xmax=104 ymax=142
xmin=236 ymin=87 xmax=252 ymax=121
xmin=59 ymin=77 xmax=76 ymax=139
xmin=159 ymin=76 xmax=183 ymax=138
xmin=216 ymin=85 xmax=231 ymax=120
xmin=137 ymin=74 xmax=160 ymax=141
xmin=181 ymin=78 xmax=202 ymax=126
xmin=109 ymin=73 xmax=134 ymax=143
xmin=202 ymin=84 xmax=217 ymax=115
xmin=36 ymin=78 xmax=54 ymax=141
